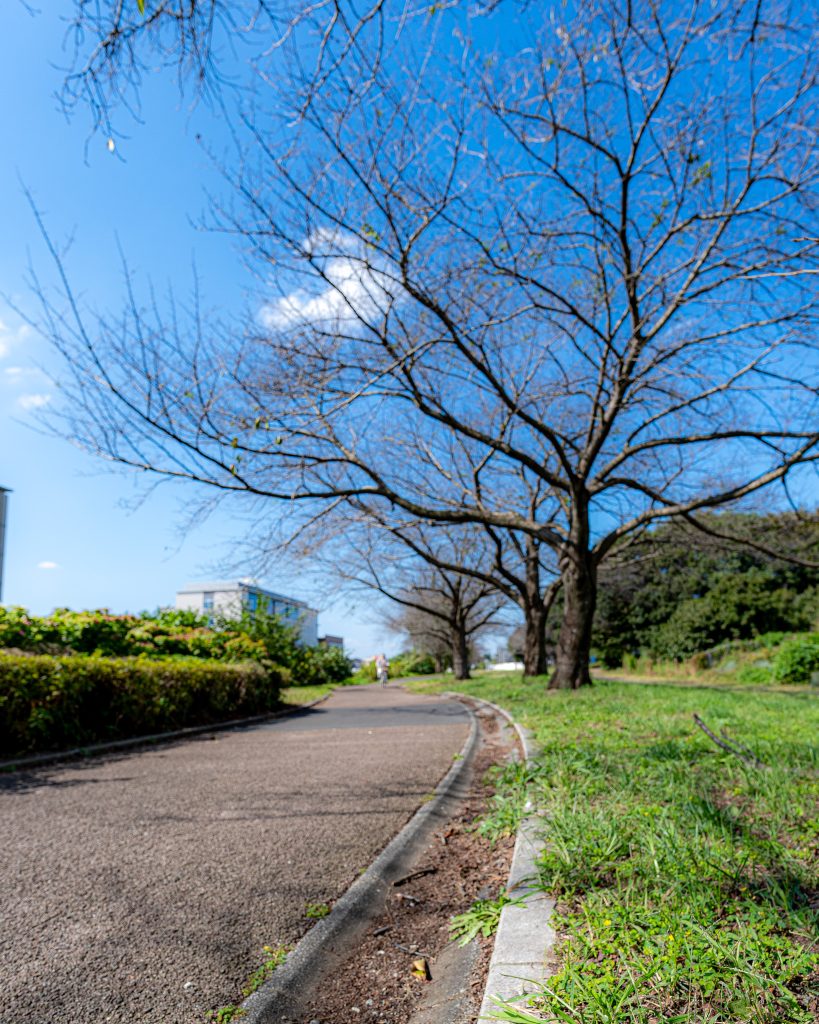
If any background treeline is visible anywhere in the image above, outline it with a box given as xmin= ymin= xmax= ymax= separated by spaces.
xmin=591 ymin=513 xmax=818 ymax=681
xmin=0 ymin=606 xmax=353 ymax=757
xmin=395 ymin=512 xmax=818 ymax=683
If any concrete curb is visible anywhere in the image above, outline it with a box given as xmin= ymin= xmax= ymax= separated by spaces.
xmin=448 ymin=693 xmax=554 ymax=1022
xmin=0 ymin=693 xmax=333 ymax=773
xmin=241 ymin=699 xmax=481 ymax=1024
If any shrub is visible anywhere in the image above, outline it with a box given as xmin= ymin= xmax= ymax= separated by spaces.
xmin=289 ymin=645 xmax=353 ymax=686
xmin=0 ymin=653 xmax=281 ymax=758
xmin=390 ymin=650 xmax=438 ymax=676
xmin=772 ymin=634 xmax=819 ymax=685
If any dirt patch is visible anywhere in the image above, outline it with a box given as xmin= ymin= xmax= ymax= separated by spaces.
xmin=296 ymin=706 xmax=518 ymax=1024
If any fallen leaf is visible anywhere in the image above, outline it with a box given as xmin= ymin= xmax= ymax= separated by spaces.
xmin=411 ymin=957 xmax=431 ymax=981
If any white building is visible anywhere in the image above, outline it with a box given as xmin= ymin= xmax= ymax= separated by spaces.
xmin=176 ymin=580 xmax=319 ymax=647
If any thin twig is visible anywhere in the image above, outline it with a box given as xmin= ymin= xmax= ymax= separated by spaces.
xmin=693 ymin=714 xmax=766 ymax=768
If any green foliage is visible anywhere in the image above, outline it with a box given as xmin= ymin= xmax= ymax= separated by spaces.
xmin=477 ymin=760 xmax=533 ymax=842
xmin=304 ymin=902 xmax=330 ymax=919
xmin=206 ymin=945 xmax=287 ymax=1023
xmin=450 ymin=889 xmax=524 ymax=945
xmin=647 ymin=573 xmax=816 ymax=661
xmin=0 ymin=604 xmax=289 ymax=664
xmin=592 ymin=513 xmax=819 ymax=667
xmin=289 ymin=645 xmax=353 ymax=686
xmin=410 ymin=673 xmax=819 ymax=1024
xmin=390 ymin=650 xmax=438 ymax=676
xmin=0 ymin=653 xmax=280 ymax=757
xmin=0 ymin=605 xmax=355 ymax=686
xmin=772 ymin=634 xmax=819 ymax=685
xmin=352 ymin=659 xmax=379 ymax=683
xmin=217 ymin=609 xmax=300 ymax=667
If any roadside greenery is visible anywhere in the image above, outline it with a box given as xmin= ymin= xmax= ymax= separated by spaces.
xmin=592 ymin=514 xmax=818 ymax=668
xmin=0 ymin=605 xmax=353 ymax=686
xmin=0 ymin=653 xmax=278 ymax=758
xmin=0 ymin=605 xmax=353 ymax=756
xmin=409 ymin=673 xmax=819 ymax=1023
xmin=351 ymin=649 xmax=438 ymax=683
xmin=608 ymin=631 xmax=819 ymax=688
xmin=206 ymin=945 xmax=288 ymax=1024
xmin=450 ymin=889 xmax=523 ymax=946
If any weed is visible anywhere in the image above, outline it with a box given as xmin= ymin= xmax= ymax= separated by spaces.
xmin=305 ymin=902 xmax=331 ymax=919
xmin=205 ymin=945 xmax=287 ymax=1023
xmin=450 ymin=889 xmax=525 ymax=945
xmin=476 ymin=761 xmax=532 ymax=842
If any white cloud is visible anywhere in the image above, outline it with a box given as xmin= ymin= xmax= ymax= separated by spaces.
xmin=0 ymin=319 xmax=31 ymax=362
xmin=17 ymin=392 xmax=51 ymax=411
xmin=37 ymin=561 xmax=60 ymax=570
xmin=4 ymin=366 xmax=39 ymax=378
xmin=260 ymin=229 xmax=398 ymax=330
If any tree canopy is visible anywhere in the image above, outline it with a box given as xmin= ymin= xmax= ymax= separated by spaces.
xmin=35 ymin=0 xmax=819 ymax=688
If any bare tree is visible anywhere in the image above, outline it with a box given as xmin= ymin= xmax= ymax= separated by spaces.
xmin=385 ymin=602 xmax=451 ymax=674
xmin=36 ymin=0 xmax=819 ymax=689
xmin=301 ymin=513 xmax=510 ymax=679
xmin=353 ymin=509 xmax=562 ymax=677
xmin=382 ymin=575 xmax=502 ymax=681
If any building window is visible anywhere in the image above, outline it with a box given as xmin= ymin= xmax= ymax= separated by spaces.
xmin=203 ymin=592 xmax=214 ymax=610
xmin=246 ymin=592 xmax=259 ymax=613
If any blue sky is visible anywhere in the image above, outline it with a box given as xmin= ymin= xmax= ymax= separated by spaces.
xmin=0 ymin=2 xmax=388 ymax=656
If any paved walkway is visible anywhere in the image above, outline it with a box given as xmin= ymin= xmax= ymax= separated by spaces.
xmin=0 ymin=685 xmax=468 ymax=1024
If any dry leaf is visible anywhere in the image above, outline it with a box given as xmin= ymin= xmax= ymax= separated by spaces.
xmin=411 ymin=957 xmax=431 ymax=981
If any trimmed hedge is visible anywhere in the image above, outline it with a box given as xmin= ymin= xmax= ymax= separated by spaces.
xmin=0 ymin=653 xmax=281 ymax=758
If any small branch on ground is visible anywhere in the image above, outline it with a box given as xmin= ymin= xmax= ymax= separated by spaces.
xmin=392 ymin=867 xmax=437 ymax=887
xmin=693 ymin=714 xmax=767 ymax=768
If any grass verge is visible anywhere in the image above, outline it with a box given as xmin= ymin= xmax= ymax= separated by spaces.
xmin=406 ymin=673 xmax=819 ymax=1022
xmin=278 ymin=683 xmax=336 ymax=706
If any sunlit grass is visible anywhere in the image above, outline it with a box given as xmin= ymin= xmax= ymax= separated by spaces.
xmin=407 ymin=673 xmax=819 ymax=1022
xmin=278 ymin=683 xmax=336 ymax=706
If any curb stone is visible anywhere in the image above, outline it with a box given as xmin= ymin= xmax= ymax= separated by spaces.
xmin=241 ymin=698 xmax=480 ymax=1024
xmin=0 ymin=693 xmax=333 ymax=773
xmin=447 ymin=693 xmax=554 ymax=1022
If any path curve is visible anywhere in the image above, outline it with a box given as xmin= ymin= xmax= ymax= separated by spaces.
xmin=0 ymin=684 xmax=468 ymax=1024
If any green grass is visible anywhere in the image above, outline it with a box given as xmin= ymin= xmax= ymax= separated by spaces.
xmin=278 ymin=683 xmax=336 ymax=706
xmin=407 ymin=673 xmax=819 ymax=1022
xmin=598 ymin=632 xmax=819 ymax=689
xmin=450 ymin=888 xmax=525 ymax=945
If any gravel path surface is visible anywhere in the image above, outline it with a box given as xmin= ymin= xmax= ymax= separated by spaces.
xmin=0 ymin=684 xmax=468 ymax=1024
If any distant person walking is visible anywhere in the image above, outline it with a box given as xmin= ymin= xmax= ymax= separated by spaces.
xmin=375 ymin=653 xmax=389 ymax=688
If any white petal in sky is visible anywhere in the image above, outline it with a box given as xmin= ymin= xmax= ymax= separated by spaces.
xmin=17 ymin=393 xmax=51 ymax=410
xmin=37 ymin=561 xmax=59 ymax=570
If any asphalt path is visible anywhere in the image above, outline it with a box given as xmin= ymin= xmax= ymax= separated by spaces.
xmin=0 ymin=684 xmax=468 ymax=1024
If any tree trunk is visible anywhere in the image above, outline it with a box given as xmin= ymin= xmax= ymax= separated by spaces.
xmin=549 ymin=506 xmax=596 ymax=690
xmin=523 ymin=602 xmax=548 ymax=676
xmin=451 ymin=621 xmax=471 ymax=680
xmin=522 ymin=536 xmax=549 ymax=676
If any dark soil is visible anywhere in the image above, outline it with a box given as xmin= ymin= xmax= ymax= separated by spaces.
xmin=297 ymin=704 xmax=519 ymax=1024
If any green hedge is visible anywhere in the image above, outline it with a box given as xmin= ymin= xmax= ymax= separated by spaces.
xmin=0 ymin=653 xmax=281 ymax=758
